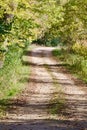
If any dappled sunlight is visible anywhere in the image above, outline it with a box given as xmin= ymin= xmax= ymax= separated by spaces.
xmin=0 ymin=46 xmax=87 ymax=130
xmin=0 ymin=0 xmax=87 ymax=129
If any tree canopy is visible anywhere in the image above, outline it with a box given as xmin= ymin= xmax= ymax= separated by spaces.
xmin=0 ymin=0 xmax=87 ymax=54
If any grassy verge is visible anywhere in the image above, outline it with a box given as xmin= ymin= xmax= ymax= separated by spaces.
xmin=52 ymin=47 xmax=87 ymax=83
xmin=0 ymin=45 xmax=30 ymax=117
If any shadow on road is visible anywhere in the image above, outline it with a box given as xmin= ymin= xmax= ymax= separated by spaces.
xmin=0 ymin=47 xmax=87 ymax=130
xmin=0 ymin=119 xmax=87 ymax=130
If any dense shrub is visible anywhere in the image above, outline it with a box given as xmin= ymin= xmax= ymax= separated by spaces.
xmin=72 ymin=43 xmax=87 ymax=57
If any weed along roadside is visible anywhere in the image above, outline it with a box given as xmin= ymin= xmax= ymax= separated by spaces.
xmin=52 ymin=47 xmax=87 ymax=83
xmin=0 ymin=44 xmax=31 ymax=117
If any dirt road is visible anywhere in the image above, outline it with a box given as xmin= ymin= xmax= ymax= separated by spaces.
xmin=0 ymin=46 xmax=87 ymax=130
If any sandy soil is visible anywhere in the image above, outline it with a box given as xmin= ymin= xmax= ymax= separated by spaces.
xmin=0 ymin=46 xmax=87 ymax=130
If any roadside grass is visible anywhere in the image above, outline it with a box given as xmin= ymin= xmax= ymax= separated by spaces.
xmin=52 ymin=48 xmax=87 ymax=83
xmin=0 ymin=45 xmax=30 ymax=117
xmin=44 ymin=64 xmax=66 ymax=115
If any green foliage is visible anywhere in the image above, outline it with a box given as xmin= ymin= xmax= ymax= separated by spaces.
xmin=0 ymin=45 xmax=22 ymax=98
xmin=72 ymin=43 xmax=87 ymax=57
xmin=0 ymin=0 xmax=60 ymax=57
xmin=66 ymin=54 xmax=87 ymax=82
xmin=52 ymin=49 xmax=62 ymax=56
xmin=40 ymin=0 xmax=87 ymax=47
xmin=0 ymin=44 xmax=30 ymax=102
xmin=0 ymin=0 xmax=87 ymax=48
xmin=51 ymin=0 xmax=87 ymax=81
xmin=53 ymin=48 xmax=87 ymax=82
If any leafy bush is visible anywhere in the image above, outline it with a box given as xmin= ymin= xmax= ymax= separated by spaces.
xmin=36 ymin=37 xmax=62 ymax=47
xmin=72 ymin=43 xmax=87 ymax=57
xmin=66 ymin=54 xmax=87 ymax=81
xmin=45 ymin=38 xmax=61 ymax=47
xmin=52 ymin=49 xmax=62 ymax=56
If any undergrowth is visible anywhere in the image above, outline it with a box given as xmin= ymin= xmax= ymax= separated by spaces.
xmin=52 ymin=46 xmax=87 ymax=83
xmin=0 ymin=44 xmax=30 ymax=117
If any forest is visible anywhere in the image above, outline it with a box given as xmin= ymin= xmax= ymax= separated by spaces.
xmin=0 ymin=0 xmax=87 ymax=129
